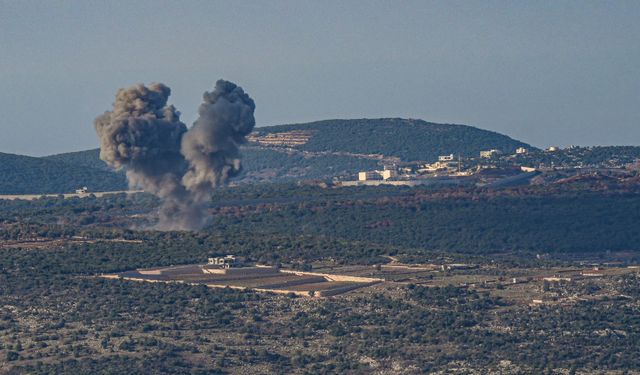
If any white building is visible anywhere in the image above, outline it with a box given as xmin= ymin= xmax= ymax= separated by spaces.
xmin=358 ymin=168 xmax=397 ymax=181
xmin=516 ymin=147 xmax=528 ymax=154
xmin=418 ymin=158 xmax=460 ymax=174
xmin=208 ymin=255 xmax=237 ymax=269
xmin=380 ymin=169 xmax=397 ymax=180
xmin=438 ymin=154 xmax=455 ymax=162
xmin=480 ymin=149 xmax=502 ymax=158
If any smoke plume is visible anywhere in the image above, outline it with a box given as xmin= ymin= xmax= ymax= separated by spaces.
xmin=181 ymin=80 xmax=256 ymax=202
xmin=94 ymin=80 xmax=255 ymax=230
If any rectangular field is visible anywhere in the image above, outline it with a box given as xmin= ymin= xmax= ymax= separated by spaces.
xmin=103 ymin=264 xmax=382 ymax=297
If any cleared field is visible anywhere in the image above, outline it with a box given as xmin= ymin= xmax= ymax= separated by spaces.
xmin=103 ymin=261 xmax=640 ymax=303
xmin=105 ymin=264 xmax=382 ymax=297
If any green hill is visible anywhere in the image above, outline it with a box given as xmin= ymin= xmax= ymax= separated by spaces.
xmin=44 ymin=148 xmax=111 ymax=171
xmin=0 ymin=152 xmax=127 ymax=195
xmin=254 ymin=118 xmax=533 ymax=161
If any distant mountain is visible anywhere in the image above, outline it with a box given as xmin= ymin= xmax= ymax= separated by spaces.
xmin=1 ymin=118 xmax=533 ymax=194
xmin=0 ymin=151 xmax=126 ymax=195
xmin=252 ymin=118 xmax=533 ymax=161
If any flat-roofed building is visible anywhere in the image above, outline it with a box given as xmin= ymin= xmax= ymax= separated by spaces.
xmin=207 ymin=255 xmax=238 ymax=269
xmin=358 ymin=171 xmax=383 ymax=181
xmin=480 ymin=149 xmax=502 ymax=158
xmin=380 ymin=169 xmax=397 ymax=180
xmin=359 ymin=168 xmax=397 ymax=181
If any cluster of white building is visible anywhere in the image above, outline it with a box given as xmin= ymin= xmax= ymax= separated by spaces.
xmin=356 ymin=147 xmax=536 ymax=182
xmin=417 ymin=154 xmax=462 ymax=174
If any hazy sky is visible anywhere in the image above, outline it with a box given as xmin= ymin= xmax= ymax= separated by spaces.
xmin=1 ymin=1 xmax=639 ymax=156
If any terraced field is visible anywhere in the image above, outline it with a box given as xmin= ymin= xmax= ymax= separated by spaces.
xmin=106 ymin=264 xmax=382 ymax=297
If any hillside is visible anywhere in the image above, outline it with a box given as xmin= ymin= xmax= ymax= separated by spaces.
xmin=252 ymin=118 xmax=533 ymax=161
xmin=0 ymin=152 xmax=126 ymax=195
xmin=44 ymin=148 xmax=111 ymax=171
xmin=41 ymin=147 xmax=379 ymax=185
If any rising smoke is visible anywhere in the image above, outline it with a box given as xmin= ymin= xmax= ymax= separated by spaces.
xmin=181 ymin=80 xmax=256 ymax=201
xmin=95 ymin=80 xmax=255 ymax=230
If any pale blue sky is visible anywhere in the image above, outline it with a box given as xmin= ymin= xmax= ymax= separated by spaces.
xmin=1 ymin=1 xmax=639 ymax=155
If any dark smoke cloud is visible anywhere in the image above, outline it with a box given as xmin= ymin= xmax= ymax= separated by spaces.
xmin=181 ymin=80 xmax=256 ymax=202
xmin=95 ymin=80 xmax=255 ymax=231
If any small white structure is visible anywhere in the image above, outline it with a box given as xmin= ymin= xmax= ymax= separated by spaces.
xmin=546 ymin=146 xmax=559 ymax=152
xmin=480 ymin=149 xmax=502 ymax=158
xmin=418 ymin=156 xmax=460 ymax=174
xmin=75 ymin=186 xmax=89 ymax=194
xmin=515 ymin=147 xmax=528 ymax=154
xmin=207 ymin=255 xmax=237 ymax=269
xmin=380 ymin=169 xmax=397 ymax=180
xmin=543 ymin=276 xmax=571 ymax=282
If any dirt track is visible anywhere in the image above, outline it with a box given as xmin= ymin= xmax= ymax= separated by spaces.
xmin=0 ymin=190 xmax=142 ymax=201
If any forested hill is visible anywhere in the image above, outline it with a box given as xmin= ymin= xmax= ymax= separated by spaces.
xmin=0 ymin=152 xmax=126 ymax=195
xmin=44 ymin=148 xmax=109 ymax=171
xmin=253 ymin=118 xmax=533 ymax=161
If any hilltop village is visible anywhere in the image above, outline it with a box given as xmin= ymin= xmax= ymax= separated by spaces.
xmin=343 ymin=146 xmax=639 ymax=187
xmin=247 ymin=129 xmax=640 ymax=188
